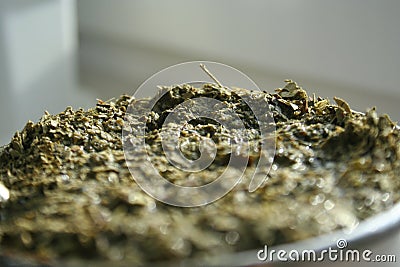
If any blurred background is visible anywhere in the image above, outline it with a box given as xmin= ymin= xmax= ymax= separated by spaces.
xmin=0 ymin=0 xmax=399 ymax=146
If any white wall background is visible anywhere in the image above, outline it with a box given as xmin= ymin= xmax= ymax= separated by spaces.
xmin=78 ymin=0 xmax=400 ymax=92
xmin=77 ymin=0 xmax=400 ymax=125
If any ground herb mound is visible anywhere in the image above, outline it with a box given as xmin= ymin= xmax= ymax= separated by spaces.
xmin=0 ymin=81 xmax=400 ymax=265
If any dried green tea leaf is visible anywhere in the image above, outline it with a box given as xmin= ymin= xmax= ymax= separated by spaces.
xmin=333 ymin=96 xmax=351 ymax=113
xmin=0 ymin=82 xmax=399 ymax=265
